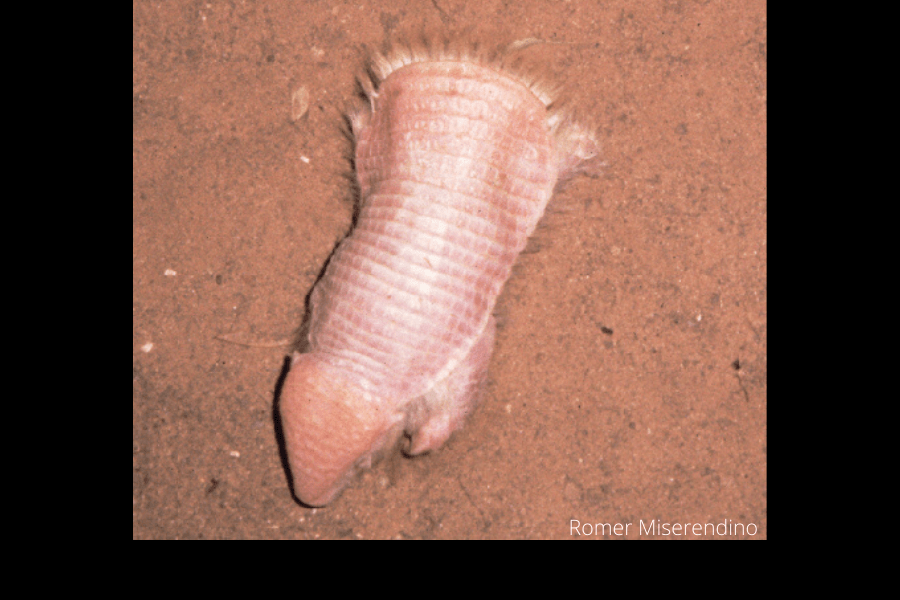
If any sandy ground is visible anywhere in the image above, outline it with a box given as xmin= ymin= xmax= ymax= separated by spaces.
xmin=133 ymin=0 xmax=766 ymax=539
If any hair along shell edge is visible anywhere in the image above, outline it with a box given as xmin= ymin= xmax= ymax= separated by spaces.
xmin=348 ymin=36 xmax=602 ymax=186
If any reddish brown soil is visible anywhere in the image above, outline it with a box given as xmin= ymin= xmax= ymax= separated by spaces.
xmin=133 ymin=0 xmax=766 ymax=539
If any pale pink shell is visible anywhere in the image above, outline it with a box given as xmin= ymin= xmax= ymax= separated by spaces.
xmin=280 ymin=42 xmax=598 ymax=506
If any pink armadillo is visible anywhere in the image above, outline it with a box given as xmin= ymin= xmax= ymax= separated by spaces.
xmin=280 ymin=40 xmax=599 ymax=506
